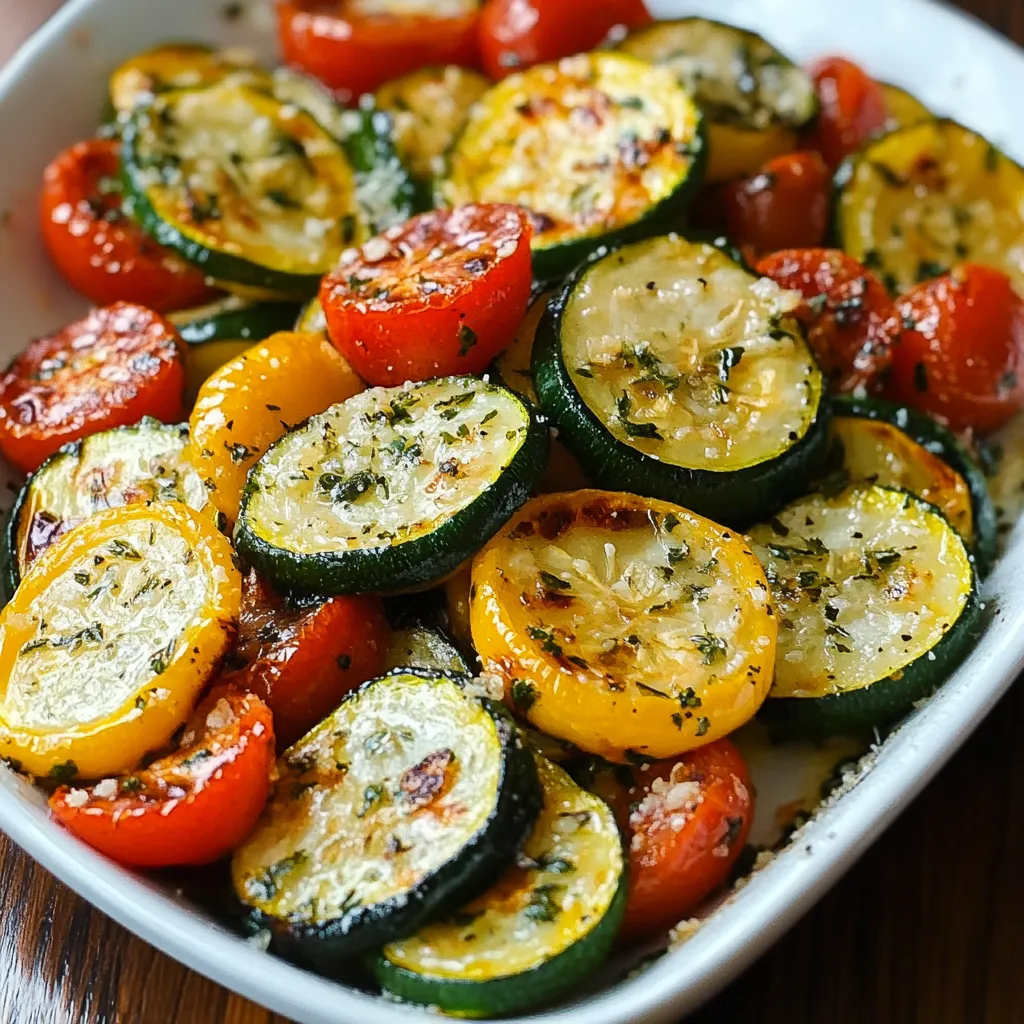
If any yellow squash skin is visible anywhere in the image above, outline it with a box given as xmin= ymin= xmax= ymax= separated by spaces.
xmin=0 ymin=502 xmax=240 ymax=779
xmin=471 ymin=490 xmax=776 ymax=761
xmin=189 ymin=331 xmax=365 ymax=524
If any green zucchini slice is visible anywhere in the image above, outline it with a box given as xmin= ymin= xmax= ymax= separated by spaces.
xmin=231 ymin=669 xmax=542 ymax=961
xmin=269 ymin=67 xmax=348 ymax=141
xmin=832 ymin=394 xmax=997 ymax=575
xmin=120 ymin=82 xmax=364 ymax=298
xmin=834 ymin=118 xmax=1024 ymax=295
xmin=375 ymin=65 xmax=490 ymax=184
xmin=170 ymin=296 xmax=299 ymax=345
xmin=373 ymin=755 xmax=625 ymax=1017
xmin=441 ymin=52 xmax=706 ymax=282
xmin=533 ymin=234 xmax=829 ymax=525
xmin=383 ymin=625 xmax=470 ymax=675
xmin=750 ymin=484 xmax=981 ymax=739
xmin=235 ymin=377 xmax=550 ymax=595
xmin=295 ymin=298 xmax=328 ymax=338
xmin=108 ymin=43 xmax=267 ymax=115
xmin=3 ymin=419 xmax=213 ymax=598
xmin=617 ymin=17 xmax=816 ymax=182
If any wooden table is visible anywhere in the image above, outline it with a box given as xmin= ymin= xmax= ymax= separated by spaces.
xmin=2 ymin=1 xmax=1024 ymax=1021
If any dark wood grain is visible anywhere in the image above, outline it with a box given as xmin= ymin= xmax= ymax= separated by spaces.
xmin=1 ymin=2 xmax=1023 ymax=1022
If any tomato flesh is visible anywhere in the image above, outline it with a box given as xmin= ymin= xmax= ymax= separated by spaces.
xmin=805 ymin=56 xmax=888 ymax=168
xmin=887 ymin=264 xmax=1024 ymax=433
xmin=321 ymin=203 xmax=533 ymax=386
xmin=277 ymin=0 xmax=480 ymax=98
xmin=39 ymin=139 xmax=216 ymax=312
xmin=49 ymin=690 xmax=275 ymax=868
xmin=590 ymin=739 xmax=753 ymax=942
xmin=478 ymin=0 xmax=651 ymax=79
xmin=229 ymin=571 xmax=389 ymax=748
xmin=0 ymin=302 xmax=186 ymax=475
xmin=722 ymin=151 xmax=830 ymax=258
xmin=756 ymin=248 xmax=899 ymax=393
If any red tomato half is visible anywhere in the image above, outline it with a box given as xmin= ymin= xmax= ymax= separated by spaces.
xmin=722 ymin=151 xmax=831 ymax=258
xmin=887 ymin=264 xmax=1024 ymax=434
xmin=590 ymin=739 xmax=754 ymax=943
xmin=39 ymin=139 xmax=216 ymax=312
xmin=277 ymin=0 xmax=480 ymax=98
xmin=805 ymin=56 xmax=888 ymax=168
xmin=756 ymin=248 xmax=900 ymax=393
xmin=50 ymin=690 xmax=275 ymax=868
xmin=229 ymin=572 xmax=389 ymax=748
xmin=321 ymin=203 xmax=533 ymax=386
xmin=478 ymin=0 xmax=652 ymax=79
xmin=0 ymin=302 xmax=186 ymax=475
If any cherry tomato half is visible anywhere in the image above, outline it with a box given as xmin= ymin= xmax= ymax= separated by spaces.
xmin=277 ymin=0 xmax=481 ymax=99
xmin=229 ymin=571 xmax=389 ymax=749
xmin=39 ymin=139 xmax=216 ymax=313
xmin=0 ymin=302 xmax=186 ymax=475
xmin=756 ymin=248 xmax=900 ymax=393
xmin=805 ymin=56 xmax=888 ymax=169
xmin=722 ymin=151 xmax=831 ymax=259
xmin=478 ymin=0 xmax=652 ymax=80
xmin=588 ymin=739 xmax=754 ymax=943
xmin=887 ymin=264 xmax=1024 ymax=434
xmin=50 ymin=690 xmax=275 ymax=868
xmin=321 ymin=203 xmax=533 ymax=386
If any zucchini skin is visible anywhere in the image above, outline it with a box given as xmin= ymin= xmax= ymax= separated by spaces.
xmin=532 ymin=245 xmax=831 ymax=528
xmin=832 ymin=394 xmax=997 ymax=575
xmin=263 ymin=671 xmax=543 ymax=965
xmin=530 ymin=116 xmax=708 ymax=285
xmin=371 ymin=872 xmax=628 ymax=1017
xmin=234 ymin=402 xmax=551 ymax=597
xmin=174 ymin=301 xmax=300 ymax=345
xmin=759 ymin=580 xmax=983 ymax=741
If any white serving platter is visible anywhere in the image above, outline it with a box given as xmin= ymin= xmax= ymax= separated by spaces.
xmin=0 ymin=1 xmax=1023 ymax=1022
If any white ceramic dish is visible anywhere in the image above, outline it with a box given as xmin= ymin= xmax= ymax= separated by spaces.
xmin=1 ymin=1 xmax=1023 ymax=1021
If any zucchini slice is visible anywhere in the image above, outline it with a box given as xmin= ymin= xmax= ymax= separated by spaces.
xmin=375 ymin=65 xmax=490 ymax=184
xmin=533 ymin=234 xmax=829 ymax=526
xmin=833 ymin=394 xmax=997 ymax=575
xmin=108 ymin=43 xmax=267 ymax=115
xmin=4 ymin=419 xmax=214 ymax=597
xmin=0 ymin=501 xmax=240 ymax=779
xmin=441 ymin=53 xmax=706 ymax=282
xmin=879 ymin=82 xmax=931 ymax=133
xmin=121 ymin=82 xmax=364 ymax=298
xmin=826 ymin=416 xmax=974 ymax=541
xmin=295 ymin=298 xmax=328 ymax=338
xmin=750 ymin=484 xmax=981 ymax=739
xmin=269 ymin=67 xmax=348 ymax=141
xmin=618 ymin=18 xmax=817 ymax=182
xmin=374 ymin=756 xmax=625 ymax=1017
xmin=472 ymin=490 xmax=777 ymax=761
xmin=383 ymin=625 xmax=470 ymax=675
xmin=834 ymin=119 xmax=1024 ymax=296
xmin=235 ymin=377 xmax=549 ymax=596
xmin=231 ymin=669 xmax=542 ymax=961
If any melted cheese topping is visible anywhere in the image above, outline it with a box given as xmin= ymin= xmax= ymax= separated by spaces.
xmin=231 ymin=673 xmax=502 ymax=922
xmin=473 ymin=491 xmax=775 ymax=759
xmin=442 ymin=53 xmax=701 ymax=251
xmin=376 ymin=65 xmax=490 ymax=182
xmin=133 ymin=83 xmax=361 ymax=275
xmin=831 ymin=417 xmax=973 ymax=540
xmin=3 ymin=518 xmax=212 ymax=728
xmin=16 ymin=423 xmax=210 ymax=576
xmin=245 ymin=378 xmax=528 ymax=554
xmin=619 ymin=19 xmax=816 ymax=131
xmin=562 ymin=236 xmax=821 ymax=471
xmin=837 ymin=120 xmax=1024 ymax=296
xmin=748 ymin=485 xmax=974 ymax=698
xmin=384 ymin=757 xmax=622 ymax=980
